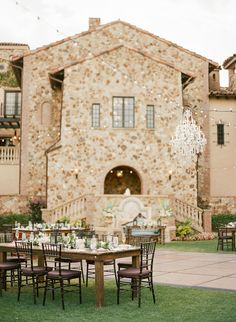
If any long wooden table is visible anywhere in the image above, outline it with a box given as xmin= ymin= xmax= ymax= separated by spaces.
xmin=0 ymin=242 xmax=140 ymax=307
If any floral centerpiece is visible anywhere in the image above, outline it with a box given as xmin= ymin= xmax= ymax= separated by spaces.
xmin=102 ymin=202 xmax=114 ymax=225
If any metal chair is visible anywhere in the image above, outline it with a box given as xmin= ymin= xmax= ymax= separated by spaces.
xmin=217 ymin=226 xmax=234 ymax=251
xmin=42 ymin=243 xmax=82 ymax=310
xmin=15 ymin=241 xmax=51 ymax=304
xmin=52 ymin=230 xmax=85 ymax=283
xmin=117 ymin=237 xmax=152 ymax=271
xmin=0 ymin=261 xmax=20 ymax=297
xmin=0 ymin=228 xmax=27 ymax=287
xmin=117 ymin=241 xmax=156 ymax=307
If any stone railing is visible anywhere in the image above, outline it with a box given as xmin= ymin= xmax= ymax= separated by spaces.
xmin=0 ymin=146 xmax=20 ymax=164
xmin=173 ymin=198 xmax=205 ymax=232
xmin=42 ymin=195 xmax=87 ymax=223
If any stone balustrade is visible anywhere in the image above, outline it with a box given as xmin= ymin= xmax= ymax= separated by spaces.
xmin=42 ymin=195 xmax=87 ymax=223
xmin=173 ymin=198 xmax=204 ymax=232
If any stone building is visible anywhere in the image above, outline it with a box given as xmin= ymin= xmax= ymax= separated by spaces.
xmin=1 ymin=19 xmax=225 ymax=233
xmin=209 ymin=55 xmax=236 ymax=213
xmin=0 ymin=43 xmax=29 ymax=197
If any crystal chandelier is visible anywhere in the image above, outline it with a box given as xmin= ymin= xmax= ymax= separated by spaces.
xmin=170 ymin=109 xmax=207 ymax=166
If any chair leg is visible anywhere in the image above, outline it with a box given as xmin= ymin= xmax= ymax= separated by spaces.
xmin=32 ymin=275 xmax=37 ymax=304
xmin=17 ymin=271 xmax=22 ymax=302
xmin=113 ymin=262 xmax=117 ymax=286
xmin=60 ymin=279 xmax=65 ymax=310
xmin=138 ymin=278 xmax=141 ymax=308
xmin=0 ymin=270 xmax=3 ymax=297
xmin=43 ymin=277 xmax=48 ymax=306
xmin=150 ymin=274 xmax=156 ymax=304
xmin=79 ymin=275 xmax=82 ymax=304
xmin=36 ymin=276 xmax=39 ymax=297
xmin=80 ymin=261 xmax=85 ymax=283
xmin=86 ymin=263 xmax=89 ymax=287
xmin=52 ymin=280 xmax=55 ymax=300
xmin=117 ymin=276 xmax=120 ymax=304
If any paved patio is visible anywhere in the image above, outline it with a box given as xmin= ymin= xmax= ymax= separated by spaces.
xmin=152 ymin=250 xmax=236 ymax=291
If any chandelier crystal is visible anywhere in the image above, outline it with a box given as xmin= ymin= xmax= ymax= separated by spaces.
xmin=170 ymin=109 xmax=207 ymax=166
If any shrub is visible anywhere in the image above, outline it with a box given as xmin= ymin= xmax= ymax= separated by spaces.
xmin=27 ymin=198 xmax=46 ymax=223
xmin=212 ymin=213 xmax=236 ymax=232
xmin=172 ymin=232 xmax=216 ymax=241
xmin=176 ymin=220 xmax=193 ymax=238
xmin=0 ymin=213 xmax=31 ymax=228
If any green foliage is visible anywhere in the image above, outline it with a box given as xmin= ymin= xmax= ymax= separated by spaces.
xmin=212 ymin=213 xmax=236 ymax=232
xmin=158 ymin=240 xmax=219 ymax=253
xmin=176 ymin=220 xmax=193 ymax=238
xmin=0 ymin=67 xmax=18 ymax=87
xmin=1 ymin=281 xmax=236 ymax=322
xmin=27 ymin=198 xmax=46 ymax=223
xmin=56 ymin=216 xmax=70 ymax=224
xmin=0 ymin=212 xmax=31 ymax=228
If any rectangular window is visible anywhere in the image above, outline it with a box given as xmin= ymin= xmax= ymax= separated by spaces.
xmin=4 ymin=91 xmax=21 ymax=117
xmin=217 ymin=123 xmax=224 ymax=145
xmin=113 ymin=97 xmax=134 ymax=128
xmin=146 ymin=105 xmax=155 ymax=128
xmin=91 ymin=103 xmax=100 ymax=128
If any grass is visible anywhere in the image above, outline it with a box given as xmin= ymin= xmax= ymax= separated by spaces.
xmin=158 ymin=239 xmax=225 ymax=253
xmin=0 ymin=281 xmax=236 ymax=322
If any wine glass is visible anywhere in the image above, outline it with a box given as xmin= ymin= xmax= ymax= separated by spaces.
xmin=15 ymin=229 xmax=19 ymax=241
xmin=121 ymin=234 xmax=126 ymax=244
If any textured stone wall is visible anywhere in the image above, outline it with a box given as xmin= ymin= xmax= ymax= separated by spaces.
xmin=0 ymin=195 xmax=28 ymax=214
xmin=19 ymin=21 xmax=211 ymax=209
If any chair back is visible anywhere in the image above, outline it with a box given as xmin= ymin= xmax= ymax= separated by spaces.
xmin=15 ymin=241 xmax=33 ymax=268
xmin=0 ymin=226 xmax=13 ymax=243
xmin=218 ymin=226 xmax=231 ymax=238
xmin=140 ymin=241 xmax=156 ymax=273
xmin=42 ymin=243 xmax=62 ymax=273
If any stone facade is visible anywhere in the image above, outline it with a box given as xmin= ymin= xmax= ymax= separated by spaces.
xmin=14 ymin=20 xmax=218 ymax=217
xmin=208 ymin=55 xmax=236 ymax=213
xmin=0 ymin=195 xmax=28 ymax=214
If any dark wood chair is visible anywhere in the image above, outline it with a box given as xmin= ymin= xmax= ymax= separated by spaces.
xmin=52 ymin=230 xmax=85 ymax=283
xmin=15 ymin=241 xmax=51 ymax=304
xmin=217 ymin=226 xmax=234 ymax=251
xmin=0 ymin=261 xmax=20 ymax=297
xmin=117 ymin=241 xmax=156 ymax=307
xmin=86 ymin=259 xmax=117 ymax=287
xmin=117 ymin=237 xmax=152 ymax=271
xmin=42 ymin=243 xmax=82 ymax=310
xmin=0 ymin=228 xmax=27 ymax=287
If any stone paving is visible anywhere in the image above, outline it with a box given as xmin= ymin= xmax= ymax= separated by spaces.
xmin=152 ymin=250 xmax=236 ymax=291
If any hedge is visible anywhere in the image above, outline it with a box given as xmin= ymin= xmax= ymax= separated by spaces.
xmin=0 ymin=213 xmax=32 ymax=228
xmin=212 ymin=213 xmax=236 ymax=231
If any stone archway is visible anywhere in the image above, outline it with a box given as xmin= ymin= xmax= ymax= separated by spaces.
xmin=104 ymin=166 xmax=141 ymax=194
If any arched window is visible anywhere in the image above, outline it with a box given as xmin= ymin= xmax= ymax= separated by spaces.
xmin=104 ymin=166 xmax=141 ymax=194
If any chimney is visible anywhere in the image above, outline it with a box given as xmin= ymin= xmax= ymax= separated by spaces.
xmin=89 ymin=18 xmax=101 ymax=30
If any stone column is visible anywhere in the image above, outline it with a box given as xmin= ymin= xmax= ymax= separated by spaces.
xmin=202 ymin=210 xmax=212 ymax=232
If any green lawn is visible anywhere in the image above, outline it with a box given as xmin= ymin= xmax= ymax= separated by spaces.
xmin=158 ymin=239 xmax=226 ymax=253
xmin=0 ymin=281 xmax=236 ymax=322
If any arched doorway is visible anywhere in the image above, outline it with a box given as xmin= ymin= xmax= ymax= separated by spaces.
xmin=104 ymin=166 xmax=141 ymax=194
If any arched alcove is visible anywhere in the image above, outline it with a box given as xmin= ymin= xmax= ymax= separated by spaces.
xmin=104 ymin=166 xmax=141 ymax=194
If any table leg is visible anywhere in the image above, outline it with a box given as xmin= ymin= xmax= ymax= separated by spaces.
xmin=0 ymin=251 xmax=7 ymax=263
xmin=95 ymin=260 xmax=104 ymax=307
xmin=132 ymin=254 xmax=139 ymax=268
xmin=132 ymin=254 xmax=140 ymax=297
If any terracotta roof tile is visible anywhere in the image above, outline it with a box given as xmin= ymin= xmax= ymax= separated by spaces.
xmin=0 ymin=42 xmax=29 ymax=48
xmin=223 ymin=54 xmax=236 ymax=69
xmin=209 ymin=88 xmax=236 ymax=97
